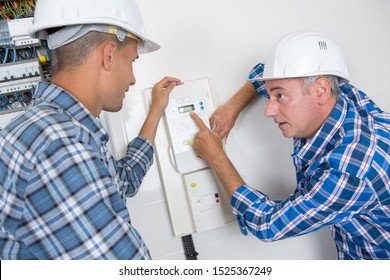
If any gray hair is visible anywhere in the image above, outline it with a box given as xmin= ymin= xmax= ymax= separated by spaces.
xmin=300 ymin=75 xmax=342 ymax=100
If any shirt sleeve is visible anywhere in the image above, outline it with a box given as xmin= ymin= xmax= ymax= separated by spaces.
xmin=231 ymin=162 xmax=376 ymax=242
xmin=116 ymin=136 xmax=154 ymax=198
xmin=22 ymin=137 xmax=151 ymax=259
xmin=248 ymin=63 xmax=269 ymax=98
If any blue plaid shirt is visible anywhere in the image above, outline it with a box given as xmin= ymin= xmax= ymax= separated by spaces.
xmin=0 ymin=82 xmax=152 ymax=259
xmin=231 ymin=63 xmax=390 ymax=259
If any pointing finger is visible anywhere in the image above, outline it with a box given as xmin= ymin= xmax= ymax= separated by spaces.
xmin=190 ymin=112 xmax=209 ymax=130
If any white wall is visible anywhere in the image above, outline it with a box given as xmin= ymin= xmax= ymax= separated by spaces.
xmin=104 ymin=0 xmax=390 ymax=259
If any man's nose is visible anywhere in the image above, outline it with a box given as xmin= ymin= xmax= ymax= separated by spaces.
xmin=264 ymin=100 xmax=279 ymax=118
xmin=129 ymin=73 xmax=136 ymax=87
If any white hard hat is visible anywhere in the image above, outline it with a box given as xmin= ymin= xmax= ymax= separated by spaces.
xmin=252 ymin=31 xmax=349 ymax=82
xmin=28 ymin=0 xmax=160 ymax=54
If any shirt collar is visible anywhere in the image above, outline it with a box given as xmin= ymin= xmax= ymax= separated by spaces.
xmin=292 ymin=95 xmax=348 ymax=164
xmin=33 ymin=82 xmax=109 ymax=144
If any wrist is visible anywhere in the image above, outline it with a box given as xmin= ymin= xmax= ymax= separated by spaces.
xmin=207 ymin=150 xmax=229 ymax=168
xmin=225 ymin=97 xmax=243 ymax=116
xmin=211 ymin=155 xmax=245 ymax=197
xmin=227 ymin=81 xmax=258 ymax=113
xmin=147 ymin=106 xmax=164 ymax=119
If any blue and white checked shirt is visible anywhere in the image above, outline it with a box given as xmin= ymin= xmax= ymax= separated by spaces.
xmin=231 ymin=63 xmax=390 ymax=259
xmin=0 ymin=82 xmax=153 ymax=259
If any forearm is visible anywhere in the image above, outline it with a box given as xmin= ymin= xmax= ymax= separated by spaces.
xmin=139 ymin=108 xmax=162 ymax=143
xmin=118 ymin=136 xmax=154 ymax=197
xmin=208 ymin=152 xmax=245 ymax=197
xmin=227 ymin=81 xmax=258 ymax=114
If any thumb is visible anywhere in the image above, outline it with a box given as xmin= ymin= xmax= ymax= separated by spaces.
xmin=163 ymin=82 xmax=177 ymax=94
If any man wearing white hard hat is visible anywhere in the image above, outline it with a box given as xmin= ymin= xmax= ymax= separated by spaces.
xmin=191 ymin=32 xmax=390 ymax=259
xmin=0 ymin=0 xmax=181 ymax=259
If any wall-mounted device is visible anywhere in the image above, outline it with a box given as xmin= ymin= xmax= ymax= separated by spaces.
xmin=0 ymin=18 xmax=40 ymax=48
xmin=163 ymin=82 xmax=211 ymax=174
xmin=144 ymin=79 xmax=234 ymax=236
xmin=0 ymin=5 xmax=49 ymax=120
xmin=183 ymin=169 xmax=226 ymax=232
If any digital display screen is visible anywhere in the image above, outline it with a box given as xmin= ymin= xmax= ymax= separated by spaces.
xmin=178 ymin=104 xmax=195 ymax=114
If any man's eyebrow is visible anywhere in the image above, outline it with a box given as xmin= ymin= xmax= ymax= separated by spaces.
xmin=268 ymin=86 xmax=285 ymax=92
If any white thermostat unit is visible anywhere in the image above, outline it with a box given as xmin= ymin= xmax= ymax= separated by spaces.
xmin=164 ymin=79 xmax=212 ymax=174
xmin=146 ymin=78 xmax=235 ymax=236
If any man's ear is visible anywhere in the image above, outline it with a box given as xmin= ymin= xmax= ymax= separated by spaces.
xmin=314 ymin=77 xmax=332 ymax=106
xmin=102 ymin=41 xmax=117 ymax=71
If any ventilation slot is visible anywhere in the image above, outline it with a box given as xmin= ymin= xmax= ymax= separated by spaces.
xmin=318 ymin=41 xmax=328 ymax=50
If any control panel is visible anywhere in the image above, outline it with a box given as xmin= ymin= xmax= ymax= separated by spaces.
xmin=164 ymin=81 xmax=211 ymax=174
xmin=148 ymin=78 xmax=234 ymax=236
xmin=1 ymin=3 xmax=50 ymax=117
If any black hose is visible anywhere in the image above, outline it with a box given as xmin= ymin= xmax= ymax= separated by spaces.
xmin=181 ymin=234 xmax=199 ymax=260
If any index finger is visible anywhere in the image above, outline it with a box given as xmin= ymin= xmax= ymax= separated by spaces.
xmin=156 ymin=77 xmax=183 ymax=89
xmin=190 ymin=112 xmax=209 ymax=130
